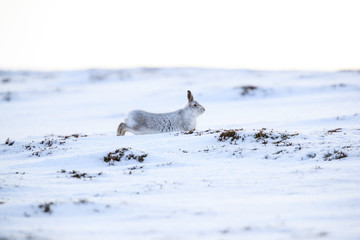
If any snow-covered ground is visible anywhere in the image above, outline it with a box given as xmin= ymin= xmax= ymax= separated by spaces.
xmin=0 ymin=68 xmax=359 ymax=240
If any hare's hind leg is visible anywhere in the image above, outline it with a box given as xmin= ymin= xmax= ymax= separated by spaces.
xmin=117 ymin=122 xmax=127 ymax=136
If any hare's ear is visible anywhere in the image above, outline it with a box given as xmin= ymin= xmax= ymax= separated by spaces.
xmin=187 ymin=90 xmax=194 ymax=102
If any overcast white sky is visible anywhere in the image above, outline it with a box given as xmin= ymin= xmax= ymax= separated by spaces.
xmin=0 ymin=0 xmax=359 ymax=71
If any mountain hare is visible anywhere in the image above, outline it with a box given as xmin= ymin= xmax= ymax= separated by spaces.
xmin=117 ymin=90 xmax=205 ymax=136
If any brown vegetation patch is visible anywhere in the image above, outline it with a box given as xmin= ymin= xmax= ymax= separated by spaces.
xmin=104 ymin=148 xmax=148 ymax=165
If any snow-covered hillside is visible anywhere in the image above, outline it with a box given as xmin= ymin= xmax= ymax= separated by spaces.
xmin=1 ymin=68 xmax=359 ymax=240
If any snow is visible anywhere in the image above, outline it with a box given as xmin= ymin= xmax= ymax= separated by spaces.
xmin=0 ymin=68 xmax=360 ymax=240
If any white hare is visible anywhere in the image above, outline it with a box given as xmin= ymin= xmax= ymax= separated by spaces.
xmin=117 ymin=90 xmax=205 ymax=136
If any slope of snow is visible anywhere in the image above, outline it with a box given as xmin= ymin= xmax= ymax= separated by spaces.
xmin=0 ymin=68 xmax=359 ymax=240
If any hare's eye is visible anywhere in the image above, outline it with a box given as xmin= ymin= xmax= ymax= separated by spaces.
xmin=194 ymin=104 xmax=198 ymax=107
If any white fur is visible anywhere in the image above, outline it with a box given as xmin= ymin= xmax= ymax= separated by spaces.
xmin=117 ymin=91 xmax=205 ymax=136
